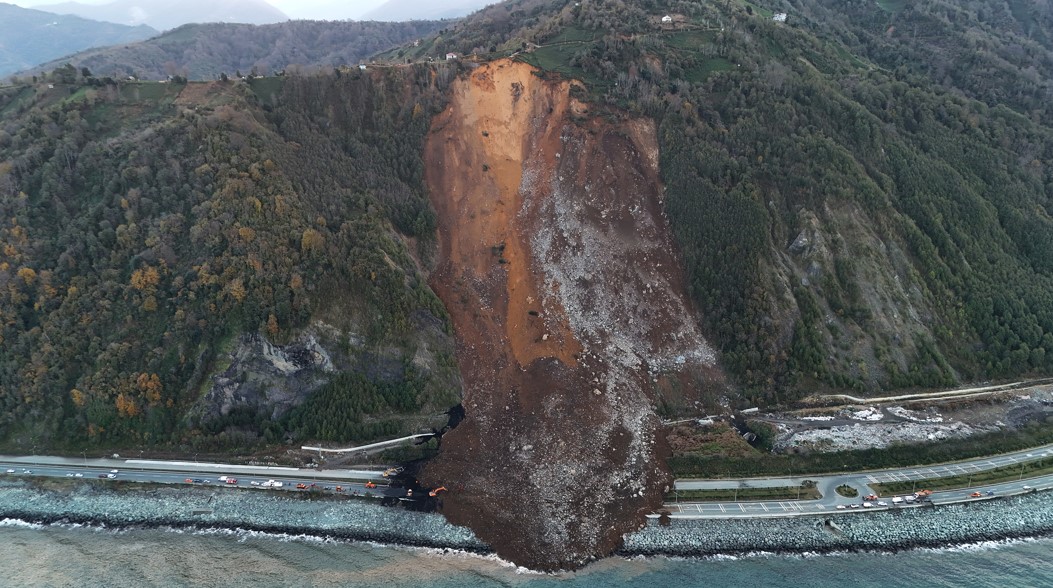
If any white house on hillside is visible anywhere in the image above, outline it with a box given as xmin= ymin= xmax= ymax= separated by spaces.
xmin=661 ymin=15 xmax=673 ymax=23
xmin=446 ymin=52 xmax=458 ymax=60
xmin=772 ymin=13 xmax=788 ymax=22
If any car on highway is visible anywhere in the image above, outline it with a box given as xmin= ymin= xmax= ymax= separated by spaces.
xmin=892 ymin=497 xmax=904 ymax=504
xmin=862 ymin=502 xmax=873 ymax=508
xmin=97 ymin=474 xmax=107 ymax=478
xmin=1023 ymin=485 xmax=1033 ymax=491
xmin=877 ymin=501 xmax=888 ymax=506
xmin=835 ymin=505 xmax=846 ymax=510
xmin=74 ymin=473 xmax=83 ymax=477
xmin=969 ymin=491 xmax=982 ymax=498
xmin=66 ymin=473 xmax=75 ymax=477
xmin=225 ymin=478 xmax=237 ymax=485
xmin=106 ymin=473 xmax=116 ymax=479
xmin=110 ymin=469 xmax=119 ymax=473
xmin=192 ymin=478 xmax=203 ymax=483
xmin=249 ymin=481 xmax=261 ymax=486
xmin=849 ymin=503 xmax=861 ymax=509
xmin=296 ymin=483 xmax=308 ymax=489
xmin=22 ymin=469 xmax=32 ymax=474
xmin=4 ymin=469 xmax=13 ymax=474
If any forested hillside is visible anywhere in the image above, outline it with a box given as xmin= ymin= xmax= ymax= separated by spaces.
xmin=413 ymin=0 xmax=1053 ymax=405
xmin=0 ymin=65 xmax=462 ymax=450
xmin=19 ymin=19 xmax=445 ymax=82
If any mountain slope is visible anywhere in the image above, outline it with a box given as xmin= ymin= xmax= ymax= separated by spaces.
xmin=34 ymin=0 xmax=288 ymax=31
xmin=21 ymin=19 xmax=445 ymax=80
xmin=0 ymin=68 xmax=461 ymax=450
xmin=0 ymin=3 xmax=156 ymax=78
xmin=362 ymin=0 xmax=492 ymax=21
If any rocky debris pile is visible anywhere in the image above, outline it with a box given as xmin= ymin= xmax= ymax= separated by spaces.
xmin=625 ymin=492 xmax=1053 ymax=557
xmin=774 ymin=420 xmax=990 ymax=452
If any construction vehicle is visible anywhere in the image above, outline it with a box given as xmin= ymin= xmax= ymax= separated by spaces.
xmin=381 ymin=466 xmax=405 ymax=478
xmin=428 ymin=486 xmax=447 ymax=497
xmin=364 ymin=481 xmax=377 ymax=489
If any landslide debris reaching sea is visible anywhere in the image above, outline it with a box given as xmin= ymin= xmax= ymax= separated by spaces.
xmin=421 ymin=59 xmax=720 ymax=570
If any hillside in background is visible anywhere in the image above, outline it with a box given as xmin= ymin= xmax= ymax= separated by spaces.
xmin=363 ymin=0 xmax=492 ymax=21
xmin=0 ymin=3 xmax=156 ymax=78
xmin=33 ymin=0 xmax=288 ymax=31
xmin=20 ymin=19 xmax=445 ymax=81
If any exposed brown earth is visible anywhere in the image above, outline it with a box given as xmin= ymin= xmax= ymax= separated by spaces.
xmin=420 ymin=60 xmax=718 ymax=570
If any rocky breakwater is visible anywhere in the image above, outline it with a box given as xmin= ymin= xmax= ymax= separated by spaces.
xmin=0 ymin=480 xmax=485 ymax=551
xmin=625 ymin=493 xmax=1053 ymax=557
xmin=421 ymin=59 xmax=720 ymax=570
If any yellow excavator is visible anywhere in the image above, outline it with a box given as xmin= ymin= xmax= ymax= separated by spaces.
xmin=428 ymin=486 xmax=447 ymax=497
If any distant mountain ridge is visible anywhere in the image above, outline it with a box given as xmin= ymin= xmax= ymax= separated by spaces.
xmin=0 ymin=3 xmax=156 ymax=78
xmin=362 ymin=0 xmax=493 ymax=21
xmin=21 ymin=19 xmax=445 ymax=80
xmin=34 ymin=0 xmax=288 ymax=31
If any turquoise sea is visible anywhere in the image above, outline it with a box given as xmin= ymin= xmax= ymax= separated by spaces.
xmin=1 ymin=520 xmax=1051 ymax=587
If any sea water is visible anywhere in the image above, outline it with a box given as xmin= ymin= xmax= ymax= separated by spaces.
xmin=1 ymin=520 xmax=1050 ymax=588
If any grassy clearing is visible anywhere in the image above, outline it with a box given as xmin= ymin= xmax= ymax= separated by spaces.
xmin=248 ymin=77 xmax=285 ymax=106
xmin=668 ymin=485 xmax=822 ymax=502
xmin=684 ymin=58 xmax=734 ymax=82
xmin=873 ymin=457 xmax=1053 ymax=495
xmin=545 ymin=26 xmax=597 ymax=44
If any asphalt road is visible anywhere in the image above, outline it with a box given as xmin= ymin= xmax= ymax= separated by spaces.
xmin=0 ymin=455 xmax=411 ymax=498
xmin=667 ymin=443 xmax=1053 ymax=519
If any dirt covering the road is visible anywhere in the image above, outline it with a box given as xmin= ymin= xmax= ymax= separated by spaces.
xmin=420 ymin=60 xmax=719 ymax=570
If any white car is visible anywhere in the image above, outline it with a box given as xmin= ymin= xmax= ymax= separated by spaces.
xmin=835 ymin=504 xmax=846 ymax=510
xmin=106 ymin=473 xmax=116 ymax=479
xmin=110 ymin=469 xmax=119 ymax=473
xmin=66 ymin=473 xmax=75 ymax=477
xmin=5 ymin=469 xmax=14 ymax=474
xmin=250 ymin=481 xmax=261 ymax=486
xmin=877 ymin=501 xmax=888 ymax=506
xmin=74 ymin=473 xmax=83 ymax=478
xmin=862 ymin=502 xmax=873 ymax=508
xmin=1022 ymin=486 xmax=1033 ymax=491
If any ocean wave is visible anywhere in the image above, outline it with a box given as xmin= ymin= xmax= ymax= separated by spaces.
xmin=0 ymin=518 xmax=43 ymax=530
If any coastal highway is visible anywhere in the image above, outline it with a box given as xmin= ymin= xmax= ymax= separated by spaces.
xmin=0 ymin=455 xmax=407 ymax=497
xmin=666 ymin=443 xmax=1053 ymax=519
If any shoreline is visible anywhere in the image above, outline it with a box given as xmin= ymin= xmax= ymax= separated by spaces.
xmin=2 ymin=480 xmax=1052 ymax=566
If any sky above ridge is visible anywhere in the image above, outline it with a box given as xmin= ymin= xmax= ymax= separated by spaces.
xmin=7 ymin=0 xmax=388 ymax=21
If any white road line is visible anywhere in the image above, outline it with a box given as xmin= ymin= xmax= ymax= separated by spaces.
xmin=718 ymin=503 xmax=726 ymax=513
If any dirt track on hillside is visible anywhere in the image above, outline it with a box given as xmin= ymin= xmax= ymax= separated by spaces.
xmin=421 ymin=60 xmax=719 ymax=570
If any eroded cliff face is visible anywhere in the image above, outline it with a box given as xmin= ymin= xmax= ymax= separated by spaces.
xmin=421 ymin=60 xmax=717 ymax=570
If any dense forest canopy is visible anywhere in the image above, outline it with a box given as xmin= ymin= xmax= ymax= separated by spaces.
xmin=0 ymin=65 xmax=462 ymax=451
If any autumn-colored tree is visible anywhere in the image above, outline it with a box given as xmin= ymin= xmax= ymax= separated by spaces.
xmin=116 ymin=393 xmax=140 ymax=417
xmin=301 ymin=228 xmax=325 ymax=255
xmin=267 ymin=313 xmax=279 ymax=338
xmin=70 ymin=388 xmax=86 ymax=408
xmin=136 ymin=373 xmax=163 ymax=404
xmin=16 ymin=267 xmax=36 ymax=286
xmin=131 ymin=265 xmax=160 ymax=292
